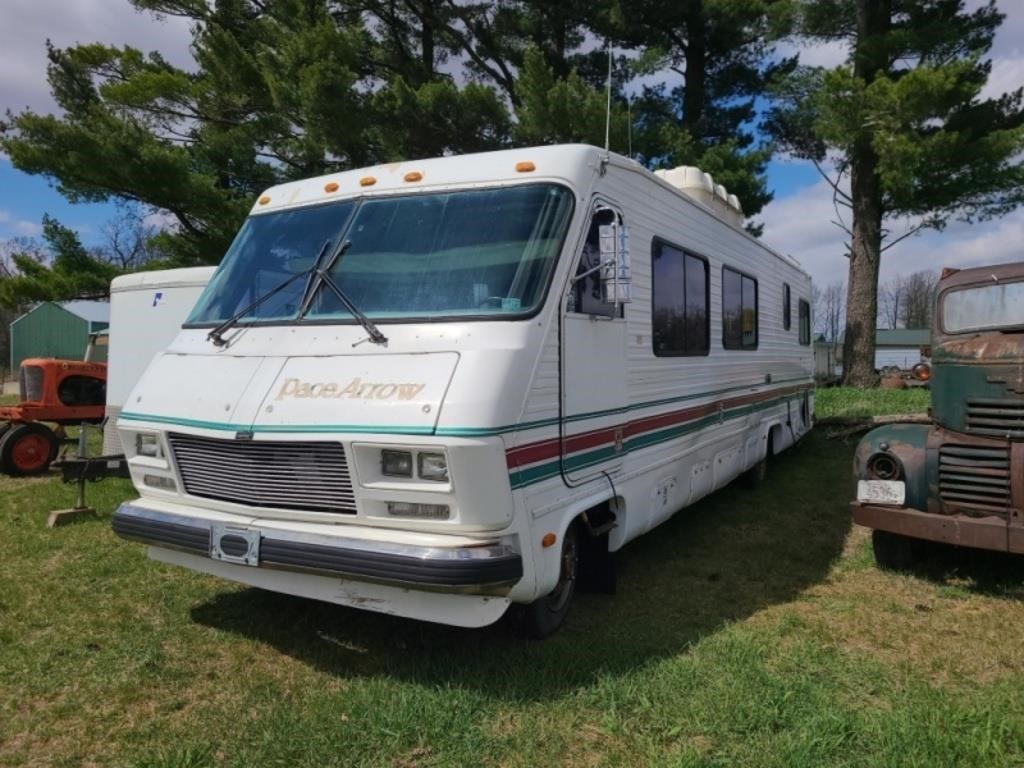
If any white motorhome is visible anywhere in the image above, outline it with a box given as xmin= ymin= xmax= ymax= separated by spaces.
xmin=112 ymin=145 xmax=813 ymax=636
xmin=103 ymin=267 xmax=216 ymax=455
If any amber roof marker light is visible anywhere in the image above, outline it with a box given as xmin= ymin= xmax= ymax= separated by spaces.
xmin=404 ymin=171 xmax=423 ymax=182
xmin=257 ymin=195 xmax=271 ymax=205
xmin=515 ymin=161 xmax=536 ymax=172
xmin=359 ymin=176 xmax=377 ymax=187
xmin=324 ymin=182 xmax=339 ymax=193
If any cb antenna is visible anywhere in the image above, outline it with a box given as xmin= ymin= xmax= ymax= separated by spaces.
xmin=604 ymin=42 xmax=613 ymax=157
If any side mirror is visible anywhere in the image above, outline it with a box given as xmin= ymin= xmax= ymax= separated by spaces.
xmin=599 ymin=223 xmax=632 ymax=305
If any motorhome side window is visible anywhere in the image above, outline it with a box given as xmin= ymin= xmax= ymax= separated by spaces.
xmin=799 ymin=299 xmax=811 ymax=345
xmin=568 ymin=208 xmax=621 ymax=317
xmin=722 ymin=266 xmax=758 ymax=349
xmin=651 ymin=240 xmax=709 ymax=356
xmin=783 ymin=283 xmax=791 ymax=330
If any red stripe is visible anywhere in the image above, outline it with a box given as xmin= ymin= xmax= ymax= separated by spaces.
xmin=505 ymin=384 xmax=809 ymax=469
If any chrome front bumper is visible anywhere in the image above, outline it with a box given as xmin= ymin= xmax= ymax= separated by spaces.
xmin=112 ymin=502 xmax=523 ymax=595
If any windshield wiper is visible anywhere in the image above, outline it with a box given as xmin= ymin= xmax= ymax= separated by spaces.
xmin=298 ymin=239 xmax=388 ymax=346
xmin=207 ymin=240 xmax=332 ymax=347
xmin=314 ymin=268 xmax=389 ymax=346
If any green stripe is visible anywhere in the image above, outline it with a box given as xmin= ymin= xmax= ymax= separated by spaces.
xmin=120 ymin=376 xmax=812 ymax=440
xmin=118 ymin=411 xmax=435 ymax=436
xmin=436 ymin=375 xmax=812 ymax=437
xmin=509 ymin=393 xmax=803 ymax=489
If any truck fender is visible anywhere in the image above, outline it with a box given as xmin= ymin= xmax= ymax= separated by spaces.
xmin=854 ymin=423 xmax=931 ymax=512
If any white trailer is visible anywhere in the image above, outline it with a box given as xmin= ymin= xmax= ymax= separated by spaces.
xmin=111 ymin=145 xmax=813 ymax=636
xmin=103 ymin=267 xmax=215 ymax=454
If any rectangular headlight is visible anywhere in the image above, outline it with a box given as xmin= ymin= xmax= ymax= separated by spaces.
xmin=143 ymin=474 xmax=177 ymax=491
xmin=417 ymin=451 xmax=449 ymax=482
xmin=386 ymin=501 xmax=450 ymax=520
xmin=381 ymin=449 xmax=413 ymax=477
xmin=135 ymin=433 xmax=162 ymax=458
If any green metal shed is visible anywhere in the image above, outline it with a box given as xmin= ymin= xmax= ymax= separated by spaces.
xmin=9 ymin=301 xmax=110 ymax=371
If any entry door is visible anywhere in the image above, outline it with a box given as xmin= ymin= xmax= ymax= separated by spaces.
xmin=561 ymin=203 xmax=628 ymax=483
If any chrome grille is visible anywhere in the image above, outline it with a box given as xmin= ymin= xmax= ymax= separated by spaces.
xmin=938 ymin=444 xmax=1011 ymax=516
xmin=966 ymin=399 xmax=1024 ymax=438
xmin=167 ymin=433 xmax=356 ymax=515
xmin=20 ymin=365 xmax=43 ymax=402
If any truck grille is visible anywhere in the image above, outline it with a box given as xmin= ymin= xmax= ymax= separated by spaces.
xmin=19 ymin=365 xmax=43 ymax=402
xmin=938 ymin=445 xmax=1011 ymax=516
xmin=966 ymin=399 xmax=1024 ymax=439
xmin=167 ymin=433 xmax=356 ymax=515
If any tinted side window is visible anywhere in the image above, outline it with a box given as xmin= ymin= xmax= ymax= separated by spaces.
xmin=723 ymin=267 xmax=758 ymax=350
xmin=799 ymin=299 xmax=811 ymax=345
xmin=652 ymin=240 xmax=708 ymax=356
xmin=783 ymin=283 xmax=791 ymax=330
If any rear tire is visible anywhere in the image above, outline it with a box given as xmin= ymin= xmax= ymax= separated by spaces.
xmin=872 ymin=529 xmax=925 ymax=572
xmin=522 ymin=524 xmax=580 ymax=639
xmin=0 ymin=423 xmax=59 ymax=476
xmin=740 ymin=433 xmax=773 ymax=488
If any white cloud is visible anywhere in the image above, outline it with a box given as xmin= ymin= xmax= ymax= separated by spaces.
xmin=0 ymin=0 xmax=192 ymax=115
xmin=982 ymin=53 xmax=1024 ymax=99
xmin=777 ymin=39 xmax=849 ymax=69
xmin=0 ymin=210 xmax=42 ymax=237
xmin=762 ymin=175 xmax=1024 ymax=289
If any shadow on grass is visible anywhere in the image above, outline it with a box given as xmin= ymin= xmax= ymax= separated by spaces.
xmin=190 ymin=430 xmax=855 ymax=702
xmin=887 ymin=539 xmax=1024 ymax=598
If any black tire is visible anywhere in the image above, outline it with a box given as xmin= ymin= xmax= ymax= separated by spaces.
xmin=522 ymin=524 xmax=580 ymax=639
xmin=740 ymin=433 xmax=773 ymax=488
xmin=740 ymin=456 xmax=767 ymax=488
xmin=872 ymin=529 xmax=925 ymax=572
xmin=0 ymin=422 xmax=59 ymax=476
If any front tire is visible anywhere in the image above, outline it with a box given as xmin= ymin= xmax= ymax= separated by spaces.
xmin=0 ymin=422 xmax=59 ymax=476
xmin=872 ymin=529 xmax=925 ymax=571
xmin=523 ymin=524 xmax=580 ymax=639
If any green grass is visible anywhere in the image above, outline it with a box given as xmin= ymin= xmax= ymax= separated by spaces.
xmin=4 ymin=416 xmax=1024 ymax=766
xmin=815 ymin=387 xmax=930 ymax=420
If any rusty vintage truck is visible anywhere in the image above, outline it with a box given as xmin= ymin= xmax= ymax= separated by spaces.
xmin=851 ymin=261 xmax=1024 ymax=568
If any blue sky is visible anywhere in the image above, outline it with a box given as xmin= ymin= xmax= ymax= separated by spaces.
xmin=1 ymin=0 xmax=1021 ymax=288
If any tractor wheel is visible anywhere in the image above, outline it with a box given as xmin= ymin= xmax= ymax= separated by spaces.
xmin=0 ymin=423 xmax=59 ymax=476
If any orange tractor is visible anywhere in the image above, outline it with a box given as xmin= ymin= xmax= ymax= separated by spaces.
xmin=0 ymin=358 xmax=107 ymax=476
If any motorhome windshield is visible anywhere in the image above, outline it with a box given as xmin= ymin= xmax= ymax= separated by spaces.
xmin=187 ymin=184 xmax=575 ymax=325
xmin=943 ymin=280 xmax=1024 ymax=333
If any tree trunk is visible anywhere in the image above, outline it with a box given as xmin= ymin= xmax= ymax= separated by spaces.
xmin=842 ymin=145 xmax=883 ymax=386
xmin=681 ymin=0 xmax=706 ymax=139
xmin=842 ymin=0 xmax=890 ymax=387
xmin=421 ymin=0 xmax=435 ymax=81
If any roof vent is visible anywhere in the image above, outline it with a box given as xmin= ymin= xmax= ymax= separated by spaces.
xmin=654 ymin=165 xmax=744 ymax=227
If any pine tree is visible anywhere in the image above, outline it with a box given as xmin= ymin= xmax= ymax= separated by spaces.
xmin=769 ymin=0 xmax=1024 ymax=385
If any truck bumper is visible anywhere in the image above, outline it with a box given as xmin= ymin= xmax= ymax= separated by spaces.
xmin=851 ymin=502 xmax=1023 ymax=554
xmin=112 ymin=501 xmax=524 ymax=595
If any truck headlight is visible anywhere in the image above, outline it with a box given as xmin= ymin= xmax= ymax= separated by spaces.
xmin=386 ymin=501 xmax=450 ymax=520
xmin=135 ymin=433 xmax=163 ymax=459
xmin=381 ymin=449 xmax=414 ymax=477
xmin=417 ymin=451 xmax=449 ymax=482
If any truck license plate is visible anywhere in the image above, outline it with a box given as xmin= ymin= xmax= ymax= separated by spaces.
xmin=857 ymin=479 xmax=905 ymax=506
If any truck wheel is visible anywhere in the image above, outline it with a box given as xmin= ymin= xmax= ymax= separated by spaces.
xmin=872 ymin=529 xmax=924 ymax=572
xmin=522 ymin=524 xmax=580 ymax=639
xmin=0 ymin=423 xmax=59 ymax=476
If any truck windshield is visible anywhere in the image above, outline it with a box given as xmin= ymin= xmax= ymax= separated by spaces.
xmin=943 ymin=280 xmax=1024 ymax=333
xmin=187 ymin=184 xmax=574 ymax=325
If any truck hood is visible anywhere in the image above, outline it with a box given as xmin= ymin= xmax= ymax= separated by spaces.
xmin=124 ymin=351 xmax=460 ymax=435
